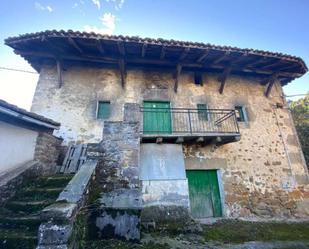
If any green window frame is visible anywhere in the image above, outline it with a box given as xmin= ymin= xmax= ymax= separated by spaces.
xmin=197 ymin=104 xmax=208 ymax=121
xmin=235 ymin=106 xmax=246 ymax=122
xmin=97 ymin=101 xmax=111 ymax=119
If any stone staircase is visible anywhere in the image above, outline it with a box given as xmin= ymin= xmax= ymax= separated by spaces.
xmin=0 ymin=174 xmax=73 ymax=249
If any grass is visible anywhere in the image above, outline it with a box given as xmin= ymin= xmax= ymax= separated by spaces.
xmin=202 ymin=220 xmax=309 ymax=243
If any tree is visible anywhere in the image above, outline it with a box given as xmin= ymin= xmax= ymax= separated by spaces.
xmin=290 ymin=93 xmax=309 ymax=168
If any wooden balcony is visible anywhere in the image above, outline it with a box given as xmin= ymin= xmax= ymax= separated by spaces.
xmin=140 ymin=107 xmax=241 ymax=145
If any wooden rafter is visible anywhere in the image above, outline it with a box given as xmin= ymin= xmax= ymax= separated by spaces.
xmin=218 ymin=66 xmax=232 ymax=94
xmin=56 ymin=59 xmax=63 ymax=88
xmin=15 ymin=50 xmax=303 ymax=79
xmin=264 ymin=74 xmax=278 ymax=97
xmin=95 ymin=39 xmax=104 ymax=54
xmin=117 ymin=41 xmax=125 ymax=56
xmin=213 ymin=51 xmax=231 ymax=64
xmin=179 ymin=47 xmax=190 ymax=61
xmin=231 ymin=52 xmax=248 ymax=65
xmin=174 ymin=64 xmax=182 ymax=92
xmin=41 ymin=35 xmax=65 ymax=54
xmin=160 ymin=46 xmax=166 ymax=59
xmin=261 ymin=60 xmax=283 ymax=70
xmin=197 ymin=50 xmax=210 ymax=63
xmin=277 ymin=63 xmax=298 ymax=72
xmin=118 ymin=59 xmax=126 ymax=88
xmin=141 ymin=43 xmax=148 ymax=58
xmin=68 ymin=37 xmax=83 ymax=54
xmin=244 ymin=56 xmax=268 ymax=68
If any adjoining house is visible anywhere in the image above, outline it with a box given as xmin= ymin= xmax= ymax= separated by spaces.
xmin=4 ymin=30 xmax=309 ymax=224
xmin=0 ymin=99 xmax=63 ymax=206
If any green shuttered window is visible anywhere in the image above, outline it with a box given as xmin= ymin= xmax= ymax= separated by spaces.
xmin=235 ymin=106 xmax=246 ymax=122
xmin=97 ymin=101 xmax=111 ymax=119
xmin=197 ymin=104 xmax=208 ymax=121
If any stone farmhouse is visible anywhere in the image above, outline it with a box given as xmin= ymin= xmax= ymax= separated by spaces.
xmin=2 ymin=30 xmax=309 ymax=245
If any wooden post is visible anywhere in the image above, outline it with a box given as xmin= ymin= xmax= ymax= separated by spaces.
xmin=56 ymin=60 xmax=63 ymax=88
xmin=118 ymin=59 xmax=126 ymax=88
xmin=265 ymin=74 xmax=277 ymax=97
xmin=218 ymin=66 xmax=232 ymax=94
xmin=174 ymin=64 xmax=182 ymax=93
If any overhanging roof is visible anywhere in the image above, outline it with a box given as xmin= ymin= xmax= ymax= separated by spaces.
xmin=5 ymin=30 xmax=308 ymax=86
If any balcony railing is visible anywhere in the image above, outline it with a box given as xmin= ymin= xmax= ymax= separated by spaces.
xmin=140 ymin=107 xmax=240 ymax=136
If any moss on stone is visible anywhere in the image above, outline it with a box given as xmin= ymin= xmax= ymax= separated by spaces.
xmin=85 ymin=240 xmax=169 ymax=249
xmin=202 ymin=220 xmax=309 ymax=243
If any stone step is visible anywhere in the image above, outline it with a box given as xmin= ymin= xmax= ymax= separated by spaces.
xmin=31 ymin=175 xmax=73 ymax=188
xmin=5 ymin=200 xmax=53 ymax=214
xmin=0 ymin=228 xmax=37 ymax=249
xmin=0 ymin=215 xmax=41 ymax=230
xmin=13 ymin=187 xmax=64 ymax=202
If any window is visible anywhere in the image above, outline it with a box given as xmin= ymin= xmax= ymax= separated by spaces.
xmin=97 ymin=101 xmax=111 ymax=119
xmin=197 ymin=104 xmax=208 ymax=121
xmin=235 ymin=106 xmax=246 ymax=122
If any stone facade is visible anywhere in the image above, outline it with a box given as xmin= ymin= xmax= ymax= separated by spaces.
xmin=31 ymin=65 xmax=309 ymax=219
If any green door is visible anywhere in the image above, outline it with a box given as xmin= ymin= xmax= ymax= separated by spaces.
xmin=143 ymin=101 xmax=172 ymax=134
xmin=186 ymin=170 xmax=222 ymax=218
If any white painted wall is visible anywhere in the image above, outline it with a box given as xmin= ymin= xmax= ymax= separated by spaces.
xmin=0 ymin=121 xmax=38 ymax=176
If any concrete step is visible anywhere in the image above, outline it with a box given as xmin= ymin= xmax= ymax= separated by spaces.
xmin=0 ymin=215 xmax=41 ymax=229
xmin=5 ymin=200 xmax=53 ymax=214
xmin=0 ymin=228 xmax=37 ymax=249
xmin=31 ymin=175 xmax=73 ymax=188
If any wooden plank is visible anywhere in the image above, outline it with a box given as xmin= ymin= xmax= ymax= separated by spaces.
xmin=174 ymin=64 xmax=182 ymax=92
xmin=218 ymin=66 xmax=232 ymax=94
xmin=117 ymin=41 xmax=125 ymax=56
xmin=56 ymin=60 xmax=63 ymax=88
xmin=68 ymin=37 xmax=83 ymax=54
xmin=118 ymin=59 xmax=126 ymax=87
xmin=60 ymin=145 xmax=74 ymax=173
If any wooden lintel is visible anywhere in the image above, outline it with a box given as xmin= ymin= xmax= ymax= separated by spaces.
xmin=213 ymin=51 xmax=231 ymax=64
xmin=141 ymin=43 xmax=148 ymax=58
xmin=160 ymin=46 xmax=166 ymax=59
xmin=95 ymin=39 xmax=105 ymax=54
xmin=179 ymin=47 xmax=190 ymax=61
xmin=117 ymin=41 xmax=125 ymax=56
xmin=56 ymin=60 xmax=63 ymax=88
xmin=68 ymin=37 xmax=83 ymax=54
xmin=218 ymin=66 xmax=232 ymax=94
xmin=118 ymin=59 xmax=126 ymax=88
xmin=264 ymin=74 xmax=277 ymax=97
xmin=174 ymin=64 xmax=182 ymax=93
xmin=197 ymin=50 xmax=210 ymax=63
xmin=176 ymin=137 xmax=184 ymax=143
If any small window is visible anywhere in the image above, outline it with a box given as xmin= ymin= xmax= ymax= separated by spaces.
xmin=197 ymin=104 xmax=208 ymax=121
xmin=235 ymin=106 xmax=246 ymax=122
xmin=97 ymin=101 xmax=111 ymax=119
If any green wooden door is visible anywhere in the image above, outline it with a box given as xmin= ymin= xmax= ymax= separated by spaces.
xmin=143 ymin=101 xmax=172 ymax=134
xmin=186 ymin=170 xmax=222 ymax=218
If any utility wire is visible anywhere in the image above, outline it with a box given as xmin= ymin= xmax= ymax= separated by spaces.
xmin=0 ymin=66 xmax=38 ymax=74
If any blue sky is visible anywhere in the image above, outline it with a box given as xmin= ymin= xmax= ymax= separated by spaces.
xmin=0 ymin=0 xmax=308 ymax=109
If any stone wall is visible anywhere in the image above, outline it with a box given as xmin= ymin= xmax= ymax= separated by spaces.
xmin=31 ymin=65 xmax=309 ymax=218
xmin=34 ymin=132 xmax=63 ymax=175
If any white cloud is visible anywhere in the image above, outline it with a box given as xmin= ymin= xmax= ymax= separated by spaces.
xmin=84 ymin=12 xmax=116 ymax=35
xmin=91 ymin=0 xmax=101 ymax=9
xmin=105 ymin=0 xmax=125 ymax=10
xmin=35 ymin=2 xmax=53 ymax=12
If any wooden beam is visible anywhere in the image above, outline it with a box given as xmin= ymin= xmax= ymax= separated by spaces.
xmin=117 ymin=41 xmax=125 ymax=56
xmin=264 ymin=74 xmax=277 ymax=97
xmin=141 ymin=43 xmax=148 ymax=58
xmin=244 ymin=57 xmax=268 ymax=68
xmin=160 ymin=46 xmax=166 ymax=59
xmin=231 ymin=52 xmax=248 ymax=65
xmin=261 ymin=60 xmax=283 ymax=70
xmin=218 ymin=66 xmax=232 ymax=94
xmin=174 ymin=64 xmax=182 ymax=92
xmin=95 ymin=39 xmax=105 ymax=54
xmin=197 ymin=50 xmax=210 ymax=63
xmin=213 ymin=51 xmax=231 ymax=64
xmin=68 ymin=37 xmax=83 ymax=54
xmin=179 ymin=47 xmax=190 ymax=61
xmin=277 ymin=63 xmax=298 ymax=72
xmin=15 ymin=50 xmax=303 ymax=79
xmin=41 ymin=35 xmax=65 ymax=54
xmin=118 ymin=59 xmax=126 ymax=88
xmin=56 ymin=60 xmax=63 ymax=88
